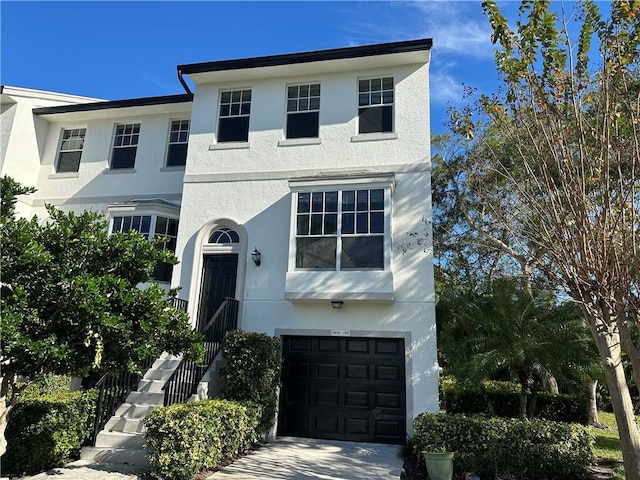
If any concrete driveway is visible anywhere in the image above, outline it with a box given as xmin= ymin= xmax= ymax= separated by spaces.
xmin=205 ymin=437 xmax=403 ymax=480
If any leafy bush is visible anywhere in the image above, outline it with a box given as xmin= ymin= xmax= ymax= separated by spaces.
xmin=440 ymin=377 xmax=589 ymax=424
xmin=413 ymin=413 xmax=594 ymax=480
xmin=144 ymin=399 xmax=261 ymax=480
xmin=3 ymin=389 xmax=97 ymax=476
xmin=19 ymin=374 xmax=73 ymax=399
xmin=221 ymin=331 xmax=281 ymax=434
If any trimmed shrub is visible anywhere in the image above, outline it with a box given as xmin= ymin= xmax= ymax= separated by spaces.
xmin=440 ymin=377 xmax=589 ymax=424
xmin=413 ymin=413 xmax=594 ymax=480
xmin=144 ymin=399 xmax=261 ymax=480
xmin=221 ymin=331 xmax=281 ymax=434
xmin=3 ymin=389 xmax=97 ymax=476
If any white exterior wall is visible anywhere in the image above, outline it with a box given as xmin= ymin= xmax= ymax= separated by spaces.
xmin=174 ymin=58 xmax=439 ymax=428
xmin=0 ymin=87 xmax=100 ymax=217
xmin=1 ymin=92 xmax=190 ymax=219
xmin=31 ymin=111 xmax=189 ymax=215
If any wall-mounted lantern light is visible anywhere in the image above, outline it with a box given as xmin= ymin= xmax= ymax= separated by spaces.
xmin=251 ymin=248 xmax=261 ymax=267
xmin=331 ymin=300 xmax=344 ymax=309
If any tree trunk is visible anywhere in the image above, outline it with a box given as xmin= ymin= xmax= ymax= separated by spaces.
xmin=587 ymin=380 xmax=606 ymax=429
xmin=591 ymin=323 xmax=640 ymax=480
xmin=518 ymin=380 xmax=528 ymax=419
xmin=0 ymin=396 xmax=11 ymax=458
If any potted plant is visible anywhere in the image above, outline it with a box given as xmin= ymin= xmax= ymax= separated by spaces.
xmin=422 ymin=445 xmax=454 ymax=480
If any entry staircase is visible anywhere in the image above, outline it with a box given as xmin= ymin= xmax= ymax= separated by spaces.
xmin=80 ymin=297 xmax=239 ymax=466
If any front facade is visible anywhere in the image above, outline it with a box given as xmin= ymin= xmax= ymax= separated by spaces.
xmin=1 ymin=39 xmax=438 ymax=443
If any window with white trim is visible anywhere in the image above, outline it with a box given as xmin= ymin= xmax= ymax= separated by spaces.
xmin=286 ymin=84 xmax=320 ymax=139
xmin=56 ymin=128 xmax=86 ymax=173
xmin=358 ymin=77 xmax=394 ymax=134
xmin=295 ymin=189 xmax=386 ymax=270
xmin=110 ymin=214 xmax=178 ymax=282
xmin=166 ymin=119 xmax=189 ymax=166
xmin=217 ymin=89 xmax=251 ymax=143
xmin=111 ymin=123 xmax=140 ymax=169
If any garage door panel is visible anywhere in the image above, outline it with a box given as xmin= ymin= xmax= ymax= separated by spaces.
xmin=318 ymin=338 xmax=340 ymax=351
xmin=316 ymin=363 xmax=340 ymax=378
xmin=316 ymin=388 xmax=340 ymax=406
xmin=290 ymin=337 xmax=313 ymax=351
xmin=346 ymin=338 xmax=370 ymax=353
xmin=279 ymin=336 xmax=406 ymax=444
xmin=345 ymin=364 xmax=369 ymax=379
xmin=376 ymin=339 xmax=402 ymax=354
xmin=344 ymin=390 xmax=369 ymax=407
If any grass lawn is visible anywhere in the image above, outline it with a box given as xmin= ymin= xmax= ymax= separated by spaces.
xmin=592 ymin=411 xmax=639 ymax=480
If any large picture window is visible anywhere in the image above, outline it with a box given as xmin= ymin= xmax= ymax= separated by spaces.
xmin=217 ymin=89 xmax=251 ymax=143
xmin=295 ymin=189 xmax=385 ymax=270
xmin=358 ymin=77 xmax=394 ymax=134
xmin=110 ymin=214 xmax=178 ymax=283
xmin=56 ymin=128 xmax=86 ymax=173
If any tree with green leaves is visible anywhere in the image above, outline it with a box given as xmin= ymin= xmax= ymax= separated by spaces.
xmin=439 ymin=277 xmax=598 ymax=419
xmin=0 ymin=176 xmax=204 ymax=457
xmin=441 ymin=1 xmax=639 ymax=476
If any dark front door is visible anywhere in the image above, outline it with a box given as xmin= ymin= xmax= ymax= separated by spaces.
xmin=278 ymin=336 xmax=406 ymax=444
xmin=198 ymin=254 xmax=238 ymax=332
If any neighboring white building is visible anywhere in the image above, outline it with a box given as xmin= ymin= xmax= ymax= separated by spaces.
xmin=1 ymin=39 xmax=438 ymax=443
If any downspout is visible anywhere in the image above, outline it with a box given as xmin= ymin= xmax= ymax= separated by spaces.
xmin=177 ymin=68 xmax=192 ymax=96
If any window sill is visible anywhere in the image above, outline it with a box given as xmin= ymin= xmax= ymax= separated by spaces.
xmin=277 ymin=138 xmax=322 ymax=147
xmin=160 ymin=166 xmax=186 ymax=172
xmin=48 ymin=172 xmax=79 ymax=179
xmin=350 ymin=132 xmax=398 ymax=143
xmin=284 ymin=270 xmax=394 ymax=302
xmin=103 ymin=168 xmax=137 ymax=174
xmin=209 ymin=142 xmax=250 ymax=151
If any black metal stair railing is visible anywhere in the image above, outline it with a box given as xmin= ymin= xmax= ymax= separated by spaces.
xmin=163 ymin=297 xmax=239 ymax=407
xmin=86 ymin=296 xmax=188 ymax=446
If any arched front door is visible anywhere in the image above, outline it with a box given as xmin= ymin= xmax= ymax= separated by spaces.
xmin=197 ymin=254 xmax=238 ymax=332
xmin=196 ymin=226 xmax=242 ymax=332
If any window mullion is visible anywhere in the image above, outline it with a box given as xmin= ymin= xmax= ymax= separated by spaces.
xmin=336 ymin=191 xmax=342 ymax=272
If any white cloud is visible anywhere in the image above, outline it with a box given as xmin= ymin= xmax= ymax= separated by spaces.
xmin=430 ymin=70 xmax=464 ymax=105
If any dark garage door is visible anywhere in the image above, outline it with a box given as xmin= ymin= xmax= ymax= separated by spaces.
xmin=278 ymin=336 xmax=406 ymax=444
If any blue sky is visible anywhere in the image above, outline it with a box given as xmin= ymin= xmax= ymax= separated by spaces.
xmin=1 ymin=1 xmax=515 ymax=135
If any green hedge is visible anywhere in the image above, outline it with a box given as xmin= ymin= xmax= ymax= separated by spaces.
xmin=440 ymin=377 xmax=589 ymax=424
xmin=413 ymin=413 xmax=594 ymax=480
xmin=221 ymin=331 xmax=281 ymax=434
xmin=3 ymin=389 xmax=97 ymax=476
xmin=144 ymin=399 xmax=261 ymax=480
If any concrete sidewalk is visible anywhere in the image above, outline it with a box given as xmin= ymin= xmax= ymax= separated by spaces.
xmin=14 ymin=437 xmax=402 ymax=480
xmin=11 ymin=460 xmax=146 ymax=480
xmin=205 ymin=437 xmax=403 ymax=479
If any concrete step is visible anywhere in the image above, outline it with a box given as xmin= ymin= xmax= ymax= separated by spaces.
xmin=114 ymin=403 xmax=158 ymax=418
xmin=144 ymin=368 xmax=177 ymax=381
xmin=80 ymin=446 xmax=149 ymax=467
xmin=125 ymin=391 xmax=165 ymax=405
xmin=95 ymin=431 xmax=144 ymax=449
xmin=149 ymin=357 xmax=181 ymax=370
xmin=105 ymin=416 xmax=145 ymax=434
xmin=136 ymin=379 xmax=166 ymax=393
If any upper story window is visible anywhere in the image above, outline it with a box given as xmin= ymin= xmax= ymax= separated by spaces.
xmin=295 ymin=189 xmax=386 ymax=270
xmin=286 ymin=84 xmax=320 ymax=139
xmin=111 ymin=123 xmax=140 ymax=169
xmin=358 ymin=77 xmax=394 ymax=134
xmin=218 ymin=89 xmax=251 ymax=143
xmin=166 ymin=120 xmax=190 ymax=167
xmin=56 ymin=128 xmax=86 ymax=173
xmin=110 ymin=214 xmax=178 ymax=283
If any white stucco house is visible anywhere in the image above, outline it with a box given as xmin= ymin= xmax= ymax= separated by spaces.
xmin=1 ymin=38 xmax=437 ymax=450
